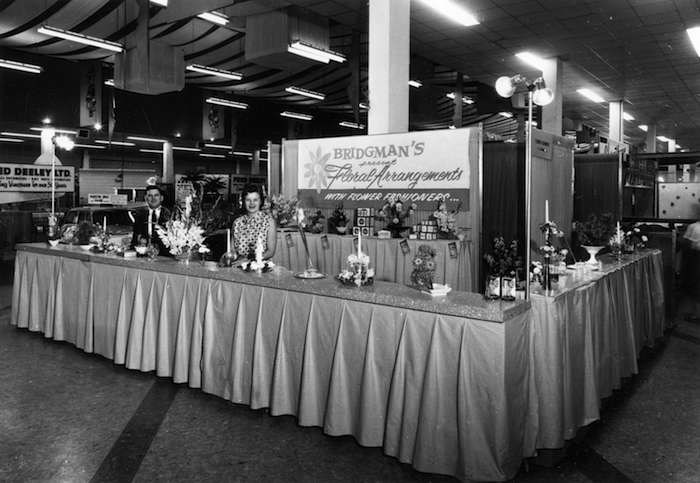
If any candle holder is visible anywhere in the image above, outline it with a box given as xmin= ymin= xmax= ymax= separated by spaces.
xmin=294 ymin=209 xmax=325 ymax=279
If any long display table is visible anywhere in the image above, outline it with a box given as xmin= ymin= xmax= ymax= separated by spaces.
xmin=10 ymin=244 xmax=529 ymax=481
xmin=528 ymin=250 xmax=666 ymax=449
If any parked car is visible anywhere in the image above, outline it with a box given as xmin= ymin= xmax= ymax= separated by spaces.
xmin=59 ymin=204 xmax=144 ymax=244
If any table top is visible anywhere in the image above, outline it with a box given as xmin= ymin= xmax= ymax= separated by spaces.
xmin=16 ymin=243 xmax=528 ymax=323
xmin=530 ymin=249 xmax=661 ymax=300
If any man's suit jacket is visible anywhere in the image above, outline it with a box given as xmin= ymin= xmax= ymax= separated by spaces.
xmin=130 ymin=206 xmax=171 ymax=255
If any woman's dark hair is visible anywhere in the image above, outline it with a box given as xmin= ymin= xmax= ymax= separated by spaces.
xmin=241 ymin=184 xmax=264 ymax=206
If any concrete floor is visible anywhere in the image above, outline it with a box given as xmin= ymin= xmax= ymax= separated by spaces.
xmin=1 ymin=259 xmax=699 ymax=482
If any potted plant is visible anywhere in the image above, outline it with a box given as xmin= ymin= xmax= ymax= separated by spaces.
xmin=304 ymin=209 xmax=326 ymax=234
xmin=483 ymin=236 xmax=521 ymax=300
xmin=328 ymin=203 xmax=349 ymax=234
xmin=376 ymin=198 xmax=416 ymax=238
xmin=573 ymin=213 xmax=614 ymax=265
xmin=431 ymin=201 xmax=459 ymax=239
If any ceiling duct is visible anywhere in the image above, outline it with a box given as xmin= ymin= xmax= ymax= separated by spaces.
xmin=245 ymin=6 xmax=331 ymax=70
xmin=114 ymin=0 xmax=185 ymax=95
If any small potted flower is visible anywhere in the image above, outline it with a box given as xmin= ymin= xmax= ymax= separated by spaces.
xmin=624 ymin=227 xmax=649 ymax=252
xmin=328 ymin=203 xmax=349 ymax=235
xmin=432 ymin=201 xmax=459 ymax=239
xmin=483 ymin=236 xmax=521 ymax=300
xmin=376 ymin=197 xmax=417 ymax=238
xmin=304 ymin=209 xmax=326 ymax=234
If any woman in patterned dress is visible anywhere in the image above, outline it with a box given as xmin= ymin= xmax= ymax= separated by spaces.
xmin=232 ymin=184 xmax=277 ymax=260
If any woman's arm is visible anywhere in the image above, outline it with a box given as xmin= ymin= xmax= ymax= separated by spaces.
xmin=264 ymin=217 xmax=278 ymax=259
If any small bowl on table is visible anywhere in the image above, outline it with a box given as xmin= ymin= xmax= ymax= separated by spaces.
xmin=47 ymin=239 xmax=60 ymax=247
xmin=79 ymin=244 xmax=94 ymax=251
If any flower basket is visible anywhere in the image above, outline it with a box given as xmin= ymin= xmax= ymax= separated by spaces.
xmin=156 ymin=195 xmax=210 ymax=260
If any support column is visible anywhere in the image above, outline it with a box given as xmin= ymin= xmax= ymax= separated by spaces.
xmin=668 ymin=139 xmax=676 ymax=153
xmin=608 ymin=100 xmax=624 ymax=143
xmin=162 ymin=141 xmax=174 ymax=184
xmin=645 ymin=124 xmax=657 ymax=153
xmin=541 ymin=57 xmax=563 ymax=135
xmin=368 ymin=0 xmax=410 ymax=134
xmin=251 ymin=150 xmax=260 ymax=176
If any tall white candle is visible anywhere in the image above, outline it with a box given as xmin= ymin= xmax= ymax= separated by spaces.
xmin=357 ymin=231 xmax=361 ymax=256
xmin=227 ymin=228 xmax=231 ymax=253
xmin=103 ymin=216 xmax=107 ymax=232
xmin=545 ymin=199 xmax=550 ymax=223
xmin=617 ymin=221 xmax=621 ymax=233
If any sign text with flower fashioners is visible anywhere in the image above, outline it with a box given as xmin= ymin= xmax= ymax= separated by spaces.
xmin=297 ymin=128 xmax=471 ymax=209
xmin=0 ymin=163 xmax=75 ymax=192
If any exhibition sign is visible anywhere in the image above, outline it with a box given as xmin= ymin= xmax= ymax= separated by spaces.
xmin=296 ymin=128 xmax=472 ymax=209
xmin=0 ymin=163 xmax=75 ymax=192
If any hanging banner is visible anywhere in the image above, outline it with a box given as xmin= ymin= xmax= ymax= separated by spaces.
xmin=202 ymin=102 xmax=225 ymax=141
xmin=0 ymin=163 xmax=75 ymax=192
xmin=79 ymin=61 xmax=102 ymax=127
xmin=296 ymin=128 xmax=472 ymax=209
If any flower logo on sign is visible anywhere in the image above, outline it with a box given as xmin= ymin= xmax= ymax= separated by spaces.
xmin=304 ymin=146 xmax=331 ymax=193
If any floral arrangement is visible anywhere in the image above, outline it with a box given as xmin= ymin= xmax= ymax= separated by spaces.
xmin=328 ymin=203 xmax=349 ymax=234
xmin=432 ymin=202 xmax=459 ymax=239
xmin=240 ymin=237 xmax=275 ymax=272
xmin=376 ymin=197 xmax=416 ymax=228
xmin=156 ymin=195 xmax=210 ymax=258
xmin=304 ymin=209 xmax=326 ymax=234
xmin=484 ymin=236 xmax=521 ymax=277
xmin=625 ymin=227 xmax=648 ymax=249
xmin=573 ymin=213 xmax=614 ymax=246
xmin=337 ymin=252 xmax=374 ymax=287
xmin=268 ymin=194 xmax=299 ymax=227
xmin=410 ymin=245 xmax=436 ymax=291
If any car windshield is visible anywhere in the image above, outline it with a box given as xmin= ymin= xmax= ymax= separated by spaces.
xmin=62 ymin=208 xmax=134 ymax=226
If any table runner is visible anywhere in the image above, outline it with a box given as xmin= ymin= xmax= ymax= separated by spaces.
xmin=11 ymin=247 xmax=530 ymax=481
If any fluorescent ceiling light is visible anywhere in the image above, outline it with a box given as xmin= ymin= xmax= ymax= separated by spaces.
xmin=622 ymin=112 xmax=635 ymax=121
xmin=37 ymin=25 xmax=123 ymax=52
xmin=515 ymin=51 xmax=546 ymax=71
xmin=172 ymin=146 xmax=201 ymax=152
xmin=205 ymin=97 xmax=248 ymax=109
xmin=339 ymin=121 xmax=365 ymax=129
xmin=73 ymin=143 xmax=105 ymax=149
xmin=416 ymin=0 xmax=479 ymax=27
xmin=139 ymin=149 xmax=163 ymax=154
xmin=638 ymin=124 xmax=648 ymax=132
xmin=232 ymin=151 xmax=253 ymax=156
xmin=30 ymin=127 xmax=78 ymax=134
xmin=95 ymin=139 xmax=135 ymax=146
xmin=197 ymin=11 xmax=228 ymax=26
xmin=408 ymin=80 xmax=423 ymax=88
xmin=104 ymin=79 xmax=114 ymax=87
xmin=285 ymin=86 xmax=325 ymax=100
xmin=0 ymin=131 xmax=41 ymax=138
xmin=287 ymin=41 xmax=345 ymax=64
xmin=656 ymin=136 xmax=671 ymax=143
xmin=498 ymin=111 xmax=514 ymax=118
xmin=0 ymin=137 xmax=24 ymax=143
xmin=280 ymin=111 xmax=313 ymax=121
xmin=577 ymin=88 xmax=605 ymax=103
xmin=150 ymin=0 xmax=168 ymax=6
xmin=199 ymin=153 xmax=225 ymax=158
xmin=127 ymin=135 xmax=166 ymax=143
xmin=446 ymin=92 xmax=474 ymax=104
xmin=687 ymin=27 xmax=700 ymax=56
xmin=0 ymin=59 xmax=42 ymax=74
xmin=186 ymin=64 xmax=242 ymax=81
xmin=204 ymin=143 xmax=230 ymax=149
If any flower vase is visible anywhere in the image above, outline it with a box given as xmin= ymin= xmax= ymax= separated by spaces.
xmin=175 ymin=248 xmax=195 ymax=264
xmin=500 ymin=276 xmax=516 ymax=301
xmin=485 ymin=275 xmax=501 ymax=299
xmin=582 ymin=245 xmax=604 ymax=266
xmin=542 ymin=255 xmax=552 ymax=291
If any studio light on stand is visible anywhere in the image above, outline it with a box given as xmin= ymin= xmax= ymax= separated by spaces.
xmin=48 ymin=134 xmax=75 ymax=239
xmin=494 ymin=75 xmax=553 ymax=300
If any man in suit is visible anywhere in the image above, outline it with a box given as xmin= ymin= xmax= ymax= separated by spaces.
xmin=131 ymin=185 xmax=171 ymax=255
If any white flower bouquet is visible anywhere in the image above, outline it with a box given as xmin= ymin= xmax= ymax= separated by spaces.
xmin=338 ymin=252 xmax=374 ymax=287
xmin=156 ymin=195 xmax=210 ymax=258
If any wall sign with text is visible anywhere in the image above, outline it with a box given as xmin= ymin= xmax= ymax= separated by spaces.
xmin=0 ymin=163 xmax=75 ymax=192
xmin=296 ymin=128 xmax=472 ymax=209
